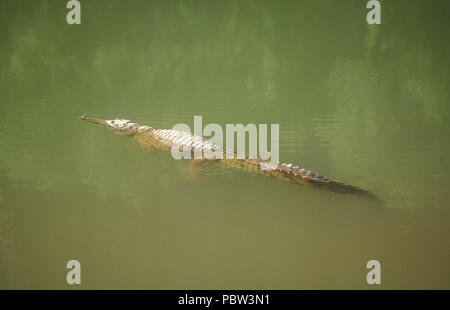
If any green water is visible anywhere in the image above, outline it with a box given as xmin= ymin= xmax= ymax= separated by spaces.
xmin=0 ymin=0 xmax=449 ymax=289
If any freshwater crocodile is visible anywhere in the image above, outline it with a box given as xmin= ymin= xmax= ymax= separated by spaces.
xmin=80 ymin=115 xmax=379 ymax=201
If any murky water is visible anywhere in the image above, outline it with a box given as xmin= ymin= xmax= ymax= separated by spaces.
xmin=0 ymin=0 xmax=449 ymax=289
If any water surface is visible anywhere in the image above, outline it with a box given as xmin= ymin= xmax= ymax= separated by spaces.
xmin=0 ymin=0 xmax=449 ymax=289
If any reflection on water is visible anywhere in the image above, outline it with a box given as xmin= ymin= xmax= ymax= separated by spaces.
xmin=0 ymin=0 xmax=449 ymax=289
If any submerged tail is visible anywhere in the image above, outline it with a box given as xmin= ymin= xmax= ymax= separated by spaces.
xmin=320 ymin=180 xmax=382 ymax=203
xmin=266 ymin=161 xmax=381 ymax=203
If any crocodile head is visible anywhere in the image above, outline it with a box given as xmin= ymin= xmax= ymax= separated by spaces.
xmin=80 ymin=115 xmax=138 ymax=132
xmin=105 ymin=118 xmax=138 ymax=130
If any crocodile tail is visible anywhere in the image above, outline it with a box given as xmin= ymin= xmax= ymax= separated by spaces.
xmin=275 ymin=162 xmax=381 ymax=203
xmin=320 ymin=180 xmax=382 ymax=203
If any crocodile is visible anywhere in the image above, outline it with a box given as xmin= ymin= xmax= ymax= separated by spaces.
xmin=80 ymin=115 xmax=380 ymax=202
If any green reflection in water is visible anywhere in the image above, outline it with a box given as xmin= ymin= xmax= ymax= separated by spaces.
xmin=0 ymin=0 xmax=449 ymax=289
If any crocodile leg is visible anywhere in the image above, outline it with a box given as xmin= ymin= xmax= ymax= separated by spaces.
xmin=186 ymin=158 xmax=220 ymax=182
